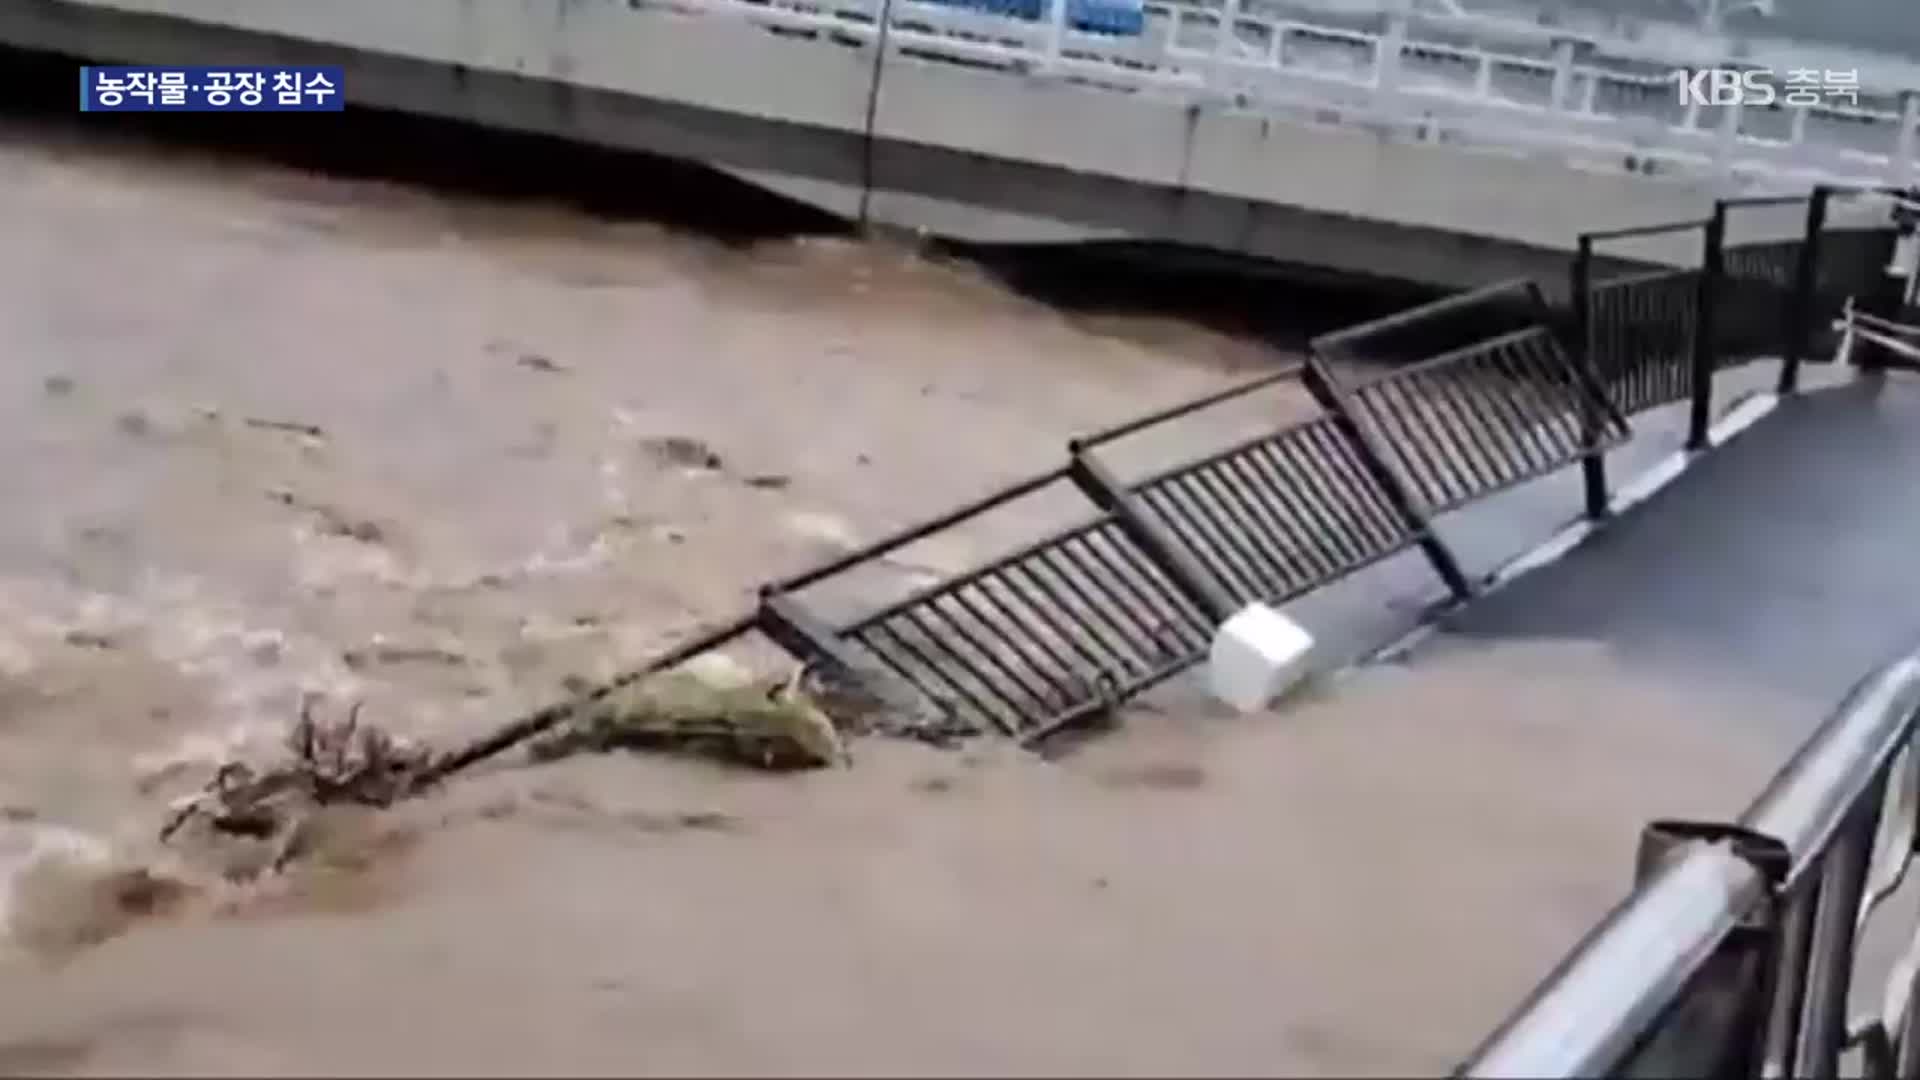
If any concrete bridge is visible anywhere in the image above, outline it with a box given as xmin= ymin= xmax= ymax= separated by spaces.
xmin=8 ymin=0 xmax=1918 ymax=293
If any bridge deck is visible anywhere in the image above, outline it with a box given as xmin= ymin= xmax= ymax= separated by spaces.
xmin=1438 ymin=373 xmax=1920 ymax=724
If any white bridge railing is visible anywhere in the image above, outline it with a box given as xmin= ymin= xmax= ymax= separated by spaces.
xmin=635 ymin=0 xmax=1920 ymax=191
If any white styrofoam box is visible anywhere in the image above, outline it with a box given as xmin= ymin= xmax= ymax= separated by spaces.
xmin=1206 ymin=602 xmax=1315 ymax=713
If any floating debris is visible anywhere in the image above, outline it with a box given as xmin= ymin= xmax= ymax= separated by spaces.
xmin=156 ymin=658 xmax=859 ymax=878
xmin=159 ymin=696 xmax=430 ymax=878
xmin=527 ymin=670 xmax=846 ymax=771
xmin=640 ymin=435 xmax=724 ymax=471
xmin=515 ymin=352 xmax=568 ymax=374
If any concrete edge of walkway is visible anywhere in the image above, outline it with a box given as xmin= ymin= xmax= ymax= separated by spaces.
xmin=1350 ymin=385 xmax=1791 ymax=671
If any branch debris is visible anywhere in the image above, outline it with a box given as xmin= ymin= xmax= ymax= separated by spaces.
xmin=156 ymin=663 xmax=853 ymax=877
xmin=158 ymin=696 xmax=430 ymax=876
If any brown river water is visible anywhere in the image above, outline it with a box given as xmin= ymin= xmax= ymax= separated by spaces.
xmin=0 ymin=110 xmax=1805 ymax=1075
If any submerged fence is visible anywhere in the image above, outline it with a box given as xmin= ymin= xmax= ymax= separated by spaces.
xmin=510 ymin=182 xmax=1905 ymax=756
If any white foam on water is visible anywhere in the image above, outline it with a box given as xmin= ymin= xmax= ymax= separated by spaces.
xmin=0 ymin=822 xmax=116 ymax=950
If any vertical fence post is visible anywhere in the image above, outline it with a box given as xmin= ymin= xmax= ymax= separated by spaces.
xmin=756 ymin=590 xmax=862 ymax=678
xmin=756 ymin=588 xmax=921 ymax=716
xmin=1300 ymin=356 xmax=1474 ymax=602
xmin=1688 ymin=202 xmax=1728 ymax=451
xmin=1572 ymin=234 xmax=1609 ymax=519
xmin=1066 ymin=445 xmax=1239 ymax=624
xmin=1854 ymin=207 xmax=1912 ymax=375
xmin=1779 ymin=186 xmax=1831 ymax=396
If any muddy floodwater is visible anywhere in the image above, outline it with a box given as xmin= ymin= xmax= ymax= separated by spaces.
xmin=0 ymin=115 xmax=1800 ymax=1076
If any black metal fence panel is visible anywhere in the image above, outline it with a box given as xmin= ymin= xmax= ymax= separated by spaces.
xmin=1811 ymin=227 xmax=1900 ymax=356
xmin=1127 ymin=413 xmax=1423 ymax=610
xmin=837 ymin=513 xmax=1212 ymax=741
xmin=1588 ymin=267 xmax=1700 ymax=415
xmin=1718 ymin=238 xmax=1802 ymax=364
xmin=1345 ymin=326 xmax=1628 ymax=513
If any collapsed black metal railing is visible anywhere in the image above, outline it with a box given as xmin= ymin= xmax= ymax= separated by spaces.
xmin=1122 ymin=415 xmax=1416 ymax=610
xmin=832 ymin=509 xmax=1211 ymax=742
xmin=768 ymin=360 xmax=1468 ymax=744
xmin=743 ymin=276 xmax=1647 ymax=742
xmin=440 ymin=184 xmax=1905 ymax=775
xmin=1337 ymin=326 xmax=1627 ymax=513
xmin=1320 ymin=279 xmax=1630 ymax=527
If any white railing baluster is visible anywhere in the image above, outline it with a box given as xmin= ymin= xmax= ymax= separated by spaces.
xmin=1044 ymin=0 xmax=1068 ymax=69
xmin=1548 ymin=36 xmax=1573 ymax=113
xmin=1714 ymin=97 xmax=1742 ymax=176
xmin=1374 ymin=11 xmax=1405 ymax=94
xmin=1893 ymin=92 xmax=1919 ymax=191
xmin=1212 ymin=0 xmax=1238 ymax=63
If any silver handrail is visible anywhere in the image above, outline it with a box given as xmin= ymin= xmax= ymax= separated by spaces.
xmin=1458 ymin=648 xmax=1920 ymax=1079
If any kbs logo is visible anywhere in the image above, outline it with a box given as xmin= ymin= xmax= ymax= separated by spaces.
xmin=1673 ymin=68 xmax=1777 ymax=107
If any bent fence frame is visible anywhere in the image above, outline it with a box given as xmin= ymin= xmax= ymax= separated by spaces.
xmin=428 ymin=183 xmax=1913 ymax=827
xmin=445 ymin=183 xmax=1904 ymax=776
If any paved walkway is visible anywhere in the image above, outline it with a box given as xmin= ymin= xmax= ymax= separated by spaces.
xmin=1439 ymin=373 xmax=1920 ymax=730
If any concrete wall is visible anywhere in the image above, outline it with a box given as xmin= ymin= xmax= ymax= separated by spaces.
xmin=7 ymin=0 xmax=1793 ymax=292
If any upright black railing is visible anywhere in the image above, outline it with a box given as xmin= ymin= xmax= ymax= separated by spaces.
xmin=1585 ymin=266 xmax=1700 ymax=415
xmin=1573 ymin=216 xmax=1712 ymax=450
xmin=1780 ymin=190 xmax=1832 ymax=394
xmin=1566 ymin=187 xmax=1903 ymax=518
xmin=447 ymin=185 xmax=1905 ymax=767
xmin=1688 ymin=204 xmax=1727 ymax=452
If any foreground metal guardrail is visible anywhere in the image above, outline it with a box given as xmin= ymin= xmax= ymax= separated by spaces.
xmin=1457 ymin=647 xmax=1920 ymax=1079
